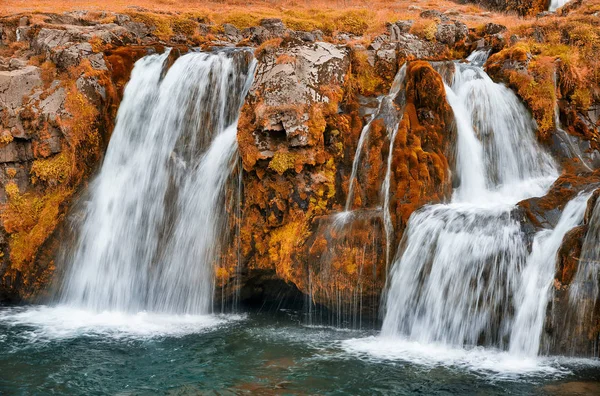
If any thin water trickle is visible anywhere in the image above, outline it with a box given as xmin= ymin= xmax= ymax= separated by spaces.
xmin=58 ymin=49 xmax=256 ymax=315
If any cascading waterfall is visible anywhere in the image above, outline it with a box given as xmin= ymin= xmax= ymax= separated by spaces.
xmin=58 ymin=49 xmax=256 ymax=315
xmin=510 ymin=192 xmax=592 ymax=356
xmin=381 ymin=52 xmax=560 ymax=350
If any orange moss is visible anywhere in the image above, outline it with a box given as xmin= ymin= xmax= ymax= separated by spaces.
xmin=275 ymin=53 xmax=296 ymax=65
xmin=254 ymin=38 xmax=283 ymax=58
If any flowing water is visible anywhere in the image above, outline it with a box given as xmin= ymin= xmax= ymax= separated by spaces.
xmin=58 ymin=49 xmax=256 ymax=315
xmin=510 ymin=193 xmax=592 ymax=357
xmin=374 ymin=54 xmax=565 ymax=356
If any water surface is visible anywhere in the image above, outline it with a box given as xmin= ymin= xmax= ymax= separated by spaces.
xmin=1 ymin=306 xmax=599 ymax=395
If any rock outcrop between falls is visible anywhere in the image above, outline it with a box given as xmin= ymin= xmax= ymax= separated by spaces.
xmin=1 ymin=3 xmax=600 ymax=354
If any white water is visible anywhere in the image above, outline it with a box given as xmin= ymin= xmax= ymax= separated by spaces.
xmin=0 ymin=306 xmax=242 ymax=340
xmin=550 ymin=0 xmax=571 ymax=11
xmin=510 ymin=193 xmax=592 ymax=357
xmin=56 ymin=50 xmax=256 ymax=317
xmin=379 ymin=52 xmax=561 ymax=360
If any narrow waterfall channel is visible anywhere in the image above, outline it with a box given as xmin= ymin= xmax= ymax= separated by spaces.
xmin=57 ymin=50 xmax=256 ymax=315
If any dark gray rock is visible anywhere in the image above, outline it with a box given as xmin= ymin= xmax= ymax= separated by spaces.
xmin=485 ymin=22 xmax=507 ymax=35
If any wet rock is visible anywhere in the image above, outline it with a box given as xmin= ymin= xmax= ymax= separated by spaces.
xmin=436 ymin=23 xmax=458 ymax=45
xmin=0 ymin=141 xmax=34 ymax=163
xmin=76 ymin=76 xmax=106 ymax=106
xmin=294 ymin=31 xmax=315 ymax=43
xmin=386 ymin=23 xmax=402 ymax=42
xmin=260 ymin=18 xmax=287 ymax=36
xmin=396 ymin=33 xmax=447 ymax=59
xmin=113 ymin=13 xmax=131 ymax=25
xmin=242 ymin=26 xmax=271 ymax=45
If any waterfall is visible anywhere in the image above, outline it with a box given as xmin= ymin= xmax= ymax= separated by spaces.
xmin=550 ymin=0 xmax=571 ymax=12
xmin=58 ymin=49 xmax=256 ymax=315
xmin=510 ymin=192 xmax=592 ymax=356
xmin=381 ymin=53 xmax=559 ymax=349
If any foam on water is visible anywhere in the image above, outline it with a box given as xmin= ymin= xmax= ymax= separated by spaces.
xmin=0 ymin=306 xmax=243 ymax=341
xmin=342 ymin=336 xmax=600 ymax=380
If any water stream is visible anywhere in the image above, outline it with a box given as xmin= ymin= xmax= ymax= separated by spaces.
xmin=355 ymin=52 xmax=579 ymax=362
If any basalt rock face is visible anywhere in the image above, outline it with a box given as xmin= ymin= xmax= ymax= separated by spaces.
xmin=232 ymin=43 xmax=455 ymax=318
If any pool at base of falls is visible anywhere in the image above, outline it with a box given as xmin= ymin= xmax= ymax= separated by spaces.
xmin=1 ymin=306 xmax=599 ymax=395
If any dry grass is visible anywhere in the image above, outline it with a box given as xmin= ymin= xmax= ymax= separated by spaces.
xmin=0 ymin=0 xmax=516 ymax=37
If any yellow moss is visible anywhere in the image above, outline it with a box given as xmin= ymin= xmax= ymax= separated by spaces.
xmin=3 ymin=188 xmax=72 ymax=271
xmin=30 ymin=153 xmax=71 ymax=186
xmin=128 ymin=12 xmax=173 ymax=40
xmin=220 ymin=12 xmax=262 ymax=30
xmin=172 ymin=17 xmax=197 ymax=36
xmin=410 ymin=20 xmax=438 ymax=41
xmin=61 ymin=87 xmax=100 ymax=151
xmin=215 ymin=266 xmax=230 ymax=282
xmin=40 ymin=60 xmax=57 ymax=87
xmin=0 ymin=131 xmax=13 ymax=146
xmin=4 ymin=181 xmax=19 ymax=200
xmin=269 ymin=152 xmax=297 ymax=175
xmin=268 ymin=219 xmax=310 ymax=283
xmin=348 ymin=49 xmax=385 ymax=97
xmin=335 ymin=9 xmax=375 ymax=36
xmin=572 ymin=88 xmax=592 ymax=111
